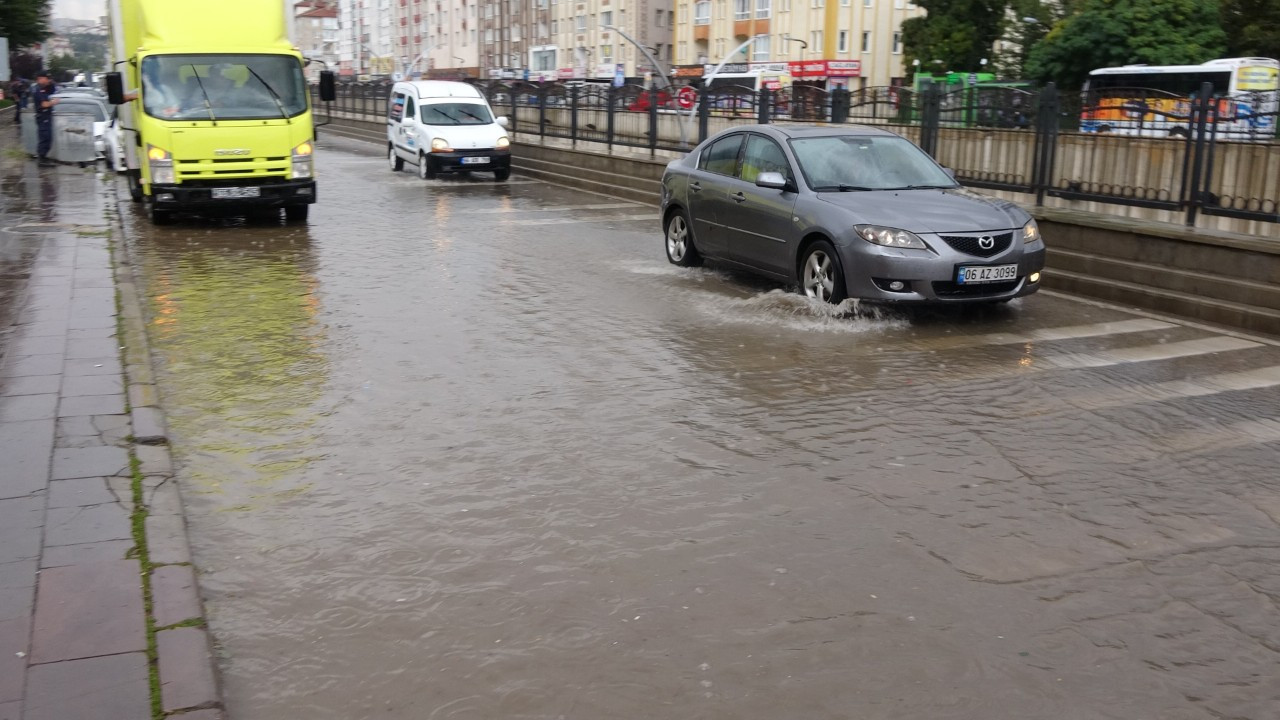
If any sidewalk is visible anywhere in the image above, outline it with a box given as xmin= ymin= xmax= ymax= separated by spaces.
xmin=1 ymin=110 xmax=223 ymax=720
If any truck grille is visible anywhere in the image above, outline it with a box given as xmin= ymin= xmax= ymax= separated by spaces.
xmin=176 ymin=156 xmax=289 ymax=179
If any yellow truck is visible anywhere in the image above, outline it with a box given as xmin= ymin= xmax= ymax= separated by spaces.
xmin=105 ymin=0 xmax=335 ymax=223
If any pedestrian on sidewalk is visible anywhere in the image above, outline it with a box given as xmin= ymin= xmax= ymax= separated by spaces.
xmin=10 ymin=77 xmax=29 ymax=123
xmin=31 ymin=71 xmax=61 ymax=165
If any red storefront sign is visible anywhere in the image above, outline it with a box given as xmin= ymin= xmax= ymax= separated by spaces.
xmin=557 ymin=67 xmax=575 ymax=79
xmin=786 ymin=60 xmax=861 ymax=78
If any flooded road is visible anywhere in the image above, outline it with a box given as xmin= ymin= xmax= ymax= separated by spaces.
xmin=116 ymin=136 xmax=1280 ymax=719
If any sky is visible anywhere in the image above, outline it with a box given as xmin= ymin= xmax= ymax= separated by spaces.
xmin=53 ymin=0 xmax=107 ymax=22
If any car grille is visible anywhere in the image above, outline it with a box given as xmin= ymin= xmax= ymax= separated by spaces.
xmin=932 ymin=279 xmax=1021 ymax=297
xmin=940 ymin=232 xmax=1013 ymax=258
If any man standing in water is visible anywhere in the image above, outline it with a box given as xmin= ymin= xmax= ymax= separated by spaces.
xmin=31 ymin=71 xmax=61 ymax=166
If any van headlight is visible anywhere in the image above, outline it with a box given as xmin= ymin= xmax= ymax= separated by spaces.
xmin=147 ymin=144 xmax=174 ymax=184
xmin=1022 ymin=219 xmax=1040 ymax=243
xmin=855 ymin=224 xmax=928 ymax=250
xmin=431 ymin=137 xmax=452 ymax=152
xmin=292 ymin=141 xmax=314 ymax=179
xmin=496 ymin=136 xmax=510 ymax=149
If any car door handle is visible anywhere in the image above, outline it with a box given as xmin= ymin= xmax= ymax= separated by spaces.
xmin=689 ymin=182 xmax=701 ymax=192
xmin=731 ymin=192 xmax=746 ymax=202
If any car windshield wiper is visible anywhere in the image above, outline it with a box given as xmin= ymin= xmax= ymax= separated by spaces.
xmin=434 ymin=109 xmax=462 ymax=124
xmin=188 ymin=65 xmax=218 ymax=124
xmin=885 ymin=184 xmax=955 ymax=190
xmin=457 ymin=107 xmax=486 ymax=123
xmin=244 ymin=66 xmax=291 ymax=123
xmin=814 ymin=184 xmax=875 ymax=191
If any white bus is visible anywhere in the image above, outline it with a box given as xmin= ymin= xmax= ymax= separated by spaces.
xmin=1080 ymin=57 xmax=1279 ymax=139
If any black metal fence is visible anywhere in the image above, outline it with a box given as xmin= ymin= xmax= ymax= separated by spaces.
xmin=323 ymin=80 xmax=1278 ymax=228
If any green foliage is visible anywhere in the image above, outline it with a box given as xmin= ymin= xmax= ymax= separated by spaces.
xmin=902 ymin=0 xmax=1008 ymax=78
xmin=1221 ymin=0 xmax=1280 ymax=58
xmin=0 ymin=0 xmax=52 ymax=48
xmin=1025 ymin=0 xmax=1229 ymax=89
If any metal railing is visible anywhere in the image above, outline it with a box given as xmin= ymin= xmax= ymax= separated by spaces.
xmin=322 ymin=80 xmax=1279 ymax=228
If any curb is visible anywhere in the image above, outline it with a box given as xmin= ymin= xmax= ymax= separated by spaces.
xmin=108 ymin=201 xmax=226 ymax=719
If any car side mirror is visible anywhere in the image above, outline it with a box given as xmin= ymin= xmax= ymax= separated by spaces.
xmin=105 ymin=72 xmax=125 ymax=105
xmin=496 ymin=116 xmax=510 ymax=128
xmin=319 ymin=71 xmax=336 ymax=102
xmin=756 ymin=171 xmax=788 ymax=190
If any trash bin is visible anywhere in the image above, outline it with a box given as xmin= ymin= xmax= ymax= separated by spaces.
xmin=21 ymin=113 xmax=39 ymax=156
xmin=51 ymin=111 xmax=97 ymax=164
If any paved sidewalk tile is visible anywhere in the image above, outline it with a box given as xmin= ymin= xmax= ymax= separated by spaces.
xmin=50 ymin=446 xmax=129 ymax=480
xmin=61 ymin=374 xmax=125 ymax=397
xmin=0 ymin=419 xmax=54 ymax=499
xmin=44 ymin=503 xmax=132 ymax=547
xmin=58 ymin=393 xmax=126 ymax=417
xmin=40 ymin=540 xmax=135 ymax=569
xmin=24 ymin=653 xmax=151 ymax=720
xmin=63 ymin=356 xmax=122 ymax=376
xmin=157 ymin=627 xmax=219 ymax=713
xmin=0 ymin=393 xmax=58 ymax=423
xmin=0 ymin=616 xmax=32 ymax=702
xmin=0 ymin=497 xmax=44 ymax=564
xmin=152 ymin=566 xmax=202 ymax=628
xmin=0 ymin=701 xmax=18 ymax=720
xmin=31 ymin=560 xmax=145 ymax=663
xmin=0 ymin=354 xmax=63 ymax=378
xmin=0 ymin=375 xmax=61 ymax=397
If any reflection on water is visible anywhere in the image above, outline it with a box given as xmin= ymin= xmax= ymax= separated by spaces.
xmin=127 ymin=219 xmax=327 ymax=505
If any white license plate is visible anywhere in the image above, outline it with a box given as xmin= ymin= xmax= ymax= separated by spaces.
xmin=957 ymin=264 xmax=1018 ymax=284
xmin=211 ymin=187 xmax=261 ymax=199
xmin=461 ymin=156 xmax=491 ymax=165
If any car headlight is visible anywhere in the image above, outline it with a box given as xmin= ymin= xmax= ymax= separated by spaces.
xmin=1022 ymin=218 xmax=1040 ymax=244
xmin=292 ymin=141 xmax=314 ymax=179
xmin=855 ymin=224 xmax=929 ymax=250
xmin=147 ymin=144 xmax=174 ymax=184
xmin=496 ymin=135 xmax=510 ymax=149
xmin=431 ymin=137 xmax=452 ymax=152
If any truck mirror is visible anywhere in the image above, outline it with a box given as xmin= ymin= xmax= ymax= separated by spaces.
xmin=319 ymin=71 xmax=336 ymax=102
xmin=105 ymin=72 xmax=126 ymax=105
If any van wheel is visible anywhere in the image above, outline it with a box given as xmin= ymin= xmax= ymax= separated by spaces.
xmin=388 ymin=144 xmax=403 ymax=172
xmin=494 ymin=168 xmax=510 ymax=182
xmin=419 ymin=153 xmax=436 ymax=180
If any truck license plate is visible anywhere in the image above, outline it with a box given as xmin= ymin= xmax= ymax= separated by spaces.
xmin=211 ymin=187 xmax=262 ymax=199
xmin=461 ymin=156 xmax=490 ymax=165
xmin=956 ymin=264 xmax=1018 ymax=284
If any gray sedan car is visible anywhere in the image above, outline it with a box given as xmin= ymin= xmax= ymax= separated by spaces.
xmin=660 ymin=125 xmax=1046 ymax=303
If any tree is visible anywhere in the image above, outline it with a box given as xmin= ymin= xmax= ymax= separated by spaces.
xmin=1025 ymin=0 xmax=1228 ymax=90
xmin=1221 ymin=0 xmax=1280 ymax=58
xmin=0 ymin=0 xmax=52 ymax=49
xmin=902 ymin=0 xmax=1009 ymax=78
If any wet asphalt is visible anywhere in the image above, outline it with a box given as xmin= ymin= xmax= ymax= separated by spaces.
xmin=43 ymin=134 xmax=1280 ymax=719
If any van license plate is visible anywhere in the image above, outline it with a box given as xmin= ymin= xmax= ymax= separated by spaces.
xmin=461 ymin=157 xmax=490 ymax=165
xmin=211 ymin=187 xmax=261 ymax=199
xmin=957 ymin=264 xmax=1018 ymax=284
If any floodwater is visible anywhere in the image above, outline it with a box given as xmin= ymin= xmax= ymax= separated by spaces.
xmin=116 ymin=136 xmax=1280 ymax=719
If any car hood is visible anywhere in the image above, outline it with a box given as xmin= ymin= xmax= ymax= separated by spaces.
xmin=425 ymin=123 xmax=508 ymax=150
xmin=817 ymin=187 xmax=1028 ymax=234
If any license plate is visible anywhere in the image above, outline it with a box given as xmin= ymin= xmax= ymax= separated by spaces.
xmin=957 ymin=264 xmax=1018 ymax=284
xmin=461 ymin=156 xmax=490 ymax=165
xmin=211 ymin=187 xmax=261 ymax=199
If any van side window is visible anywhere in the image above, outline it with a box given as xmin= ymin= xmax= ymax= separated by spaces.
xmin=405 ymin=96 xmax=416 ymax=121
xmin=389 ymin=92 xmax=405 ymax=121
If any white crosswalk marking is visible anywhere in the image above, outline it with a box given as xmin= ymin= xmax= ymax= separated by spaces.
xmin=918 ymin=318 xmax=1176 ymax=350
xmin=451 ymin=203 xmax=642 ymax=215
xmin=1042 ymin=336 xmax=1263 ymax=369
xmin=1068 ymin=365 xmax=1280 ymax=411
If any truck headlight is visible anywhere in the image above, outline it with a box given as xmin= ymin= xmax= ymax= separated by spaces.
xmin=431 ymin=137 xmax=452 ymax=152
xmin=292 ymin=141 xmax=314 ymax=179
xmin=147 ymin=144 xmax=174 ymax=184
xmin=496 ymin=136 xmax=510 ymax=149
xmin=1022 ymin=219 xmax=1040 ymax=243
xmin=854 ymin=224 xmax=928 ymax=250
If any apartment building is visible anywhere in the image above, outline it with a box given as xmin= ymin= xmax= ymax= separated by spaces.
xmin=295 ymin=1 xmax=341 ymax=80
xmin=671 ymin=0 xmax=924 ymax=89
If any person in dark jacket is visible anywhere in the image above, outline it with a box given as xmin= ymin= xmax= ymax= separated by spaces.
xmin=31 ymin=71 xmax=61 ymax=165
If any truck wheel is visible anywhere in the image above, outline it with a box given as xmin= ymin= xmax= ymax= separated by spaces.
xmin=494 ymin=168 xmax=510 ymax=182
xmin=285 ymin=205 xmax=310 ymax=222
xmin=147 ymin=202 xmax=174 ymax=226
xmin=127 ymin=172 xmax=143 ymax=203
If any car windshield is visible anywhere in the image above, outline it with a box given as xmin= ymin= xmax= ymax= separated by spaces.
xmin=789 ymin=135 xmax=958 ymax=191
xmin=53 ymin=101 xmax=107 ymax=122
xmin=140 ymin=54 xmax=308 ymax=121
xmin=420 ymin=102 xmax=493 ymax=125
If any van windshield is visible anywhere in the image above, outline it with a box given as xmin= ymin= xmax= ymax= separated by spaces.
xmin=421 ymin=102 xmax=494 ymax=125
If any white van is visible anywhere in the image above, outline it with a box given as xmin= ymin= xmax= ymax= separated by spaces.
xmin=386 ymin=81 xmax=512 ymax=181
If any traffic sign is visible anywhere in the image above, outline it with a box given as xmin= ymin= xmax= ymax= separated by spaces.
xmin=613 ymin=65 xmax=626 ymax=88
xmin=676 ymin=86 xmax=697 ymax=110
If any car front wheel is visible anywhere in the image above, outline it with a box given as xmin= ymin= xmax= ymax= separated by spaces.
xmin=388 ymin=144 xmax=403 ymax=172
xmin=800 ymin=240 xmax=847 ymax=304
xmin=665 ymin=209 xmax=702 ymax=267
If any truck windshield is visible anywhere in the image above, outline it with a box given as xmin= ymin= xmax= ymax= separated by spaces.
xmin=141 ymin=54 xmax=307 ymax=121
xmin=420 ymin=102 xmax=494 ymax=125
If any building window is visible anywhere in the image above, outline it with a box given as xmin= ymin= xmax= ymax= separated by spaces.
xmin=601 ymin=43 xmax=613 ymax=62
xmin=576 ymin=14 xmax=586 ymax=30
xmin=841 ymin=0 xmax=849 ymax=5
xmin=601 ymin=10 xmax=612 ymax=26
xmin=532 ymin=48 xmax=555 ymax=70
xmin=655 ymin=9 xmax=663 ymax=26
xmin=810 ymin=30 xmax=822 ymax=48
xmin=893 ymin=32 xmax=901 ymax=54
xmin=715 ymin=38 xmax=725 ymax=57
xmin=756 ymin=0 xmax=770 ymax=18
xmin=752 ymin=33 xmax=770 ymax=60
xmin=679 ymin=41 xmax=688 ymax=58
xmin=694 ymin=0 xmax=711 ymax=24
xmin=734 ymin=0 xmax=750 ymax=19
xmin=837 ymin=30 xmax=847 ymax=53
xmin=863 ymin=0 xmax=871 ymax=6
xmin=861 ymin=31 xmax=870 ymax=52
